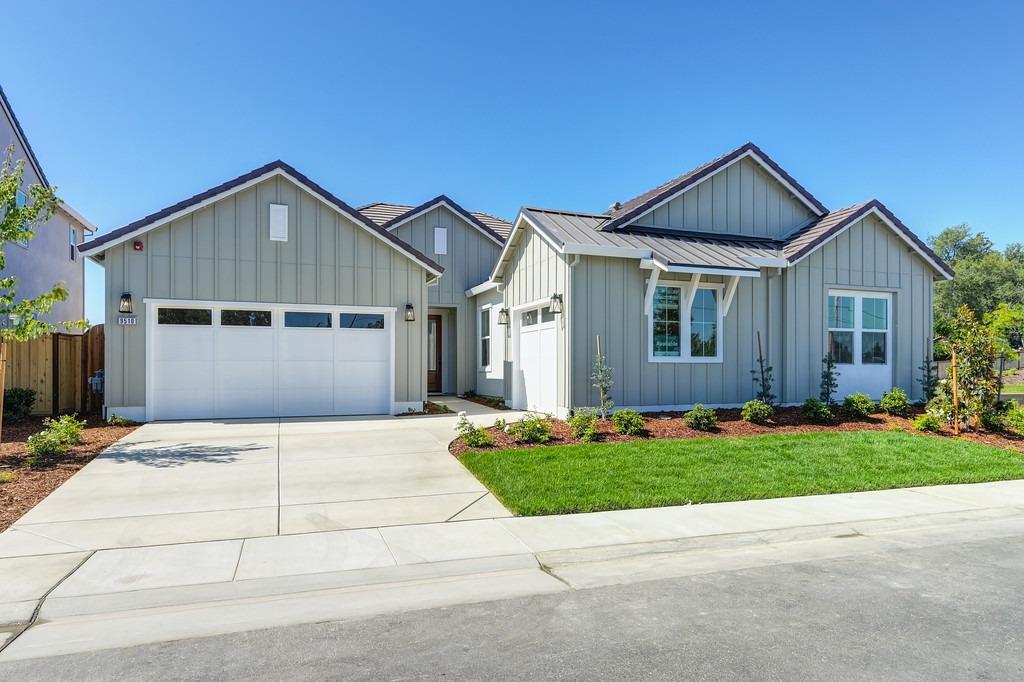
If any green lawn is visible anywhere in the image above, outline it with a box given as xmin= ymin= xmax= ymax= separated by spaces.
xmin=460 ymin=431 xmax=1024 ymax=515
xmin=1001 ymin=383 xmax=1024 ymax=393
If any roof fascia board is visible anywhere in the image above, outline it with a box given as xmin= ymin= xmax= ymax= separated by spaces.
xmin=788 ymin=205 xmax=953 ymax=280
xmin=58 ymin=201 xmax=97 ymax=232
xmin=562 ymin=243 xmax=651 ymax=259
xmin=743 ymin=255 xmax=788 ymax=268
xmin=663 ymin=264 xmax=760 ymax=278
xmin=611 ymin=148 xmax=826 ymax=232
xmin=465 ymin=280 xmax=499 ymax=297
xmin=0 ymin=88 xmax=49 ymax=188
xmin=385 ymin=198 xmax=504 ymax=246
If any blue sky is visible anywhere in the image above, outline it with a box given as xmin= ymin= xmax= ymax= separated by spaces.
xmin=6 ymin=0 xmax=1022 ymax=323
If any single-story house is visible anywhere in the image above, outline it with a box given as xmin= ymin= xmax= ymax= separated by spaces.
xmin=80 ymin=143 xmax=951 ymax=421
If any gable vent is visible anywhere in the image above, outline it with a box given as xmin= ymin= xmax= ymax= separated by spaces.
xmin=269 ymin=203 xmax=288 ymax=241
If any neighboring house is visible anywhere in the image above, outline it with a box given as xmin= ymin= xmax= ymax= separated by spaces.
xmin=484 ymin=143 xmax=953 ymax=417
xmin=78 ymin=142 xmax=951 ymax=422
xmin=1 ymin=86 xmax=95 ymax=328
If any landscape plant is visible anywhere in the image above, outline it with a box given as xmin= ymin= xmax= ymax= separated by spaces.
xmin=611 ymin=409 xmax=645 ymax=436
xmin=918 ymin=358 xmax=939 ymax=402
xmin=683 ymin=404 xmax=718 ymax=431
xmin=567 ymin=408 xmax=599 ymax=442
xmin=741 ymin=399 xmax=773 ymax=425
xmin=508 ymin=413 xmax=552 ymax=444
xmin=0 ymin=148 xmax=81 ymax=442
xmin=841 ymin=393 xmax=876 ymax=419
xmin=819 ymin=353 xmax=840 ymax=408
xmin=106 ymin=414 xmax=137 ymax=427
xmin=913 ymin=413 xmax=943 ymax=432
xmin=453 ymin=413 xmax=493 ymax=448
xmin=880 ymin=388 xmax=910 ymax=417
xmin=3 ymin=387 xmax=37 ymax=422
xmin=750 ymin=331 xmax=776 ymax=407
xmin=940 ymin=305 xmax=1000 ymax=430
xmin=802 ymin=397 xmax=832 ymax=423
xmin=25 ymin=430 xmax=68 ymax=467
xmin=42 ymin=414 xmax=86 ymax=445
xmin=591 ymin=336 xmax=614 ymax=419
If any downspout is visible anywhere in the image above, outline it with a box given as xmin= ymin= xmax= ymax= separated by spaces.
xmin=564 ymin=255 xmax=580 ymax=414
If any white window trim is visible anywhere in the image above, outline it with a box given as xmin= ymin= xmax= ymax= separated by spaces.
xmin=647 ymin=282 xmax=725 ymax=364
xmin=433 ymin=227 xmax=448 ymax=255
xmin=478 ymin=304 xmax=492 ymax=371
xmin=827 ymin=289 xmax=891 ymax=368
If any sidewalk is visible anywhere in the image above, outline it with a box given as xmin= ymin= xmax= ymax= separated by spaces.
xmin=2 ymin=479 xmax=1023 ymax=661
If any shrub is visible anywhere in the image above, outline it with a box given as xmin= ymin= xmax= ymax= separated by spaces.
xmin=914 ymin=413 xmax=943 ymax=432
xmin=802 ymin=397 xmax=833 ymax=423
xmin=43 ymin=414 xmax=86 ymax=445
xmin=26 ymin=431 xmax=68 ymax=467
xmin=683 ymin=404 xmax=718 ymax=431
xmin=3 ymin=387 xmax=37 ymax=422
xmin=939 ymin=305 xmax=1000 ymax=430
xmin=1004 ymin=404 xmax=1024 ymax=434
xmin=611 ymin=409 xmax=645 ymax=436
xmin=509 ymin=414 xmax=552 ymax=444
xmin=880 ymin=388 xmax=910 ymax=417
xmin=567 ymin=408 xmax=599 ymax=442
xmin=492 ymin=418 xmax=507 ymax=432
xmin=841 ymin=393 xmax=876 ymax=418
xmin=741 ymin=399 xmax=773 ymax=425
xmin=454 ymin=413 xmax=493 ymax=448
xmin=107 ymin=414 xmax=138 ymax=427
xmin=820 ymin=354 xmax=840 ymax=407
xmin=886 ymin=422 xmax=906 ymax=432
xmin=0 ymin=471 xmax=14 ymax=484
xmin=925 ymin=395 xmax=956 ymax=426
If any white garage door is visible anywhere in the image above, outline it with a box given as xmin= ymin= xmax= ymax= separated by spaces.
xmin=514 ymin=305 xmax=558 ymax=414
xmin=148 ymin=303 xmax=393 ymax=420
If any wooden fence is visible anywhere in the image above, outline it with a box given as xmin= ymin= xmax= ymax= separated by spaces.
xmin=3 ymin=325 xmax=104 ymax=416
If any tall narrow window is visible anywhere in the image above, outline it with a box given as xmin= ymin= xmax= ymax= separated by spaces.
xmin=433 ymin=227 xmax=448 ymax=255
xmin=480 ymin=308 xmax=491 ymax=369
xmin=690 ymin=289 xmax=718 ymax=357
xmin=827 ymin=294 xmax=855 ymax=364
xmin=861 ymin=297 xmax=888 ymax=364
xmin=652 ymin=286 xmax=682 ymax=357
xmin=69 ymin=226 xmax=79 ymax=261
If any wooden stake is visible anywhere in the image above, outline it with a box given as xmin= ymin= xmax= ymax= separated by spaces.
xmin=0 ymin=338 xmax=7 ymax=444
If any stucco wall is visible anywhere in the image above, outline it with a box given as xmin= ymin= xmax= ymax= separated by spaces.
xmin=101 ymin=174 xmax=430 ymax=415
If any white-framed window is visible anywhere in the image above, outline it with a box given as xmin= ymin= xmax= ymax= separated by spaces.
xmin=648 ymin=283 xmax=723 ymax=363
xmin=479 ymin=307 xmax=491 ymax=370
xmin=827 ymin=290 xmax=890 ymax=366
xmin=69 ymin=226 xmax=79 ymax=261
xmin=433 ymin=227 xmax=448 ymax=255
xmin=269 ymin=203 xmax=288 ymax=241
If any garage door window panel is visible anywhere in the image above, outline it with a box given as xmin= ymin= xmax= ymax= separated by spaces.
xmin=158 ymin=308 xmax=212 ymax=325
xmin=339 ymin=313 xmax=385 ymax=329
xmin=285 ymin=311 xmax=332 ymax=328
xmin=221 ymin=310 xmax=272 ymax=327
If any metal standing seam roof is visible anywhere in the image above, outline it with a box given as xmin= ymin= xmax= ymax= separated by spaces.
xmin=360 ymin=201 xmax=513 ymax=240
xmin=522 ymin=207 xmax=781 ymax=272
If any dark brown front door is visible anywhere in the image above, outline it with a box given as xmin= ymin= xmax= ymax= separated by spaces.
xmin=427 ymin=314 xmax=442 ymax=393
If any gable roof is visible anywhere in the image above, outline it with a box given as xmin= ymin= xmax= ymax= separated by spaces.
xmin=0 ymin=84 xmax=49 ymax=188
xmin=783 ymin=199 xmax=953 ymax=279
xmin=600 ymin=142 xmax=828 ymax=232
xmin=361 ymin=197 xmax=512 ymax=242
xmin=78 ymin=160 xmax=443 ymax=276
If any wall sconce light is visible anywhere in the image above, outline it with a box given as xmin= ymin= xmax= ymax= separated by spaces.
xmin=119 ymin=293 xmax=133 ymax=314
xmin=549 ymin=293 xmax=563 ymax=314
xmin=404 ymin=304 xmax=416 ymax=322
xmin=497 ymin=308 xmax=510 ymax=325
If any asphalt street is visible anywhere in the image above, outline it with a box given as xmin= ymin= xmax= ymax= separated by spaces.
xmin=4 ymin=532 xmax=1023 ymax=680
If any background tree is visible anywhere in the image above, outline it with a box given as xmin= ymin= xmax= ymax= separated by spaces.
xmin=0 ymin=147 xmax=71 ymax=441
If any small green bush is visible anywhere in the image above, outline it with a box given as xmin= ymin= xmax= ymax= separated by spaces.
xmin=107 ymin=414 xmax=138 ymax=427
xmin=454 ymin=414 xmax=493 ymax=448
xmin=886 ymin=422 xmax=906 ymax=432
xmin=567 ymin=408 xmax=599 ymax=442
xmin=801 ymin=397 xmax=833 ymax=423
xmin=611 ymin=409 xmax=645 ymax=436
xmin=925 ymin=395 xmax=954 ymax=425
xmin=1005 ymin=404 xmax=1024 ymax=434
xmin=683 ymin=404 xmax=718 ymax=431
xmin=841 ymin=392 xmax=876 ymax=419
xmin=741 ymin=399 xmax=773 ymax=425
xmin=879 ymin=387 xmax=910 ymax=417
xmin=26 ymin=431 xmax=68 ymax=467
xmin=43 ymin=414 xmax=86 ymax=446
xmin=3 ymin=387 xmax=37 ymax=422
xmin=509 ymin=414 xmax=552 ymax=444
xmin=0 ymin=471 xmax=14 ymax=484
xmin=914 ymin=413 xmax=943 ymax=432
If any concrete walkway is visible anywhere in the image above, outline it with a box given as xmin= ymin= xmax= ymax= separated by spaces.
xmin=2 ymin=478 xmax=1023 ymax=660
xmin=0 ymin=397 xmax=513 ymax=558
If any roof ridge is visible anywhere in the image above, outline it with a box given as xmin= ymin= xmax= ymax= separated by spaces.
xmin=525 ymin=206 xmax=610 ymax=219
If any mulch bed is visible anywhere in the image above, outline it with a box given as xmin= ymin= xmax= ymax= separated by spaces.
xmin=458 ymin=393 xmax=510 ymax=410
xmin=396 ymin=401 xmax=454 ymax=417
xmin=0 ymin=416 xmax=139 ymax=531
xmin=449 ymin=406 xmax=1024 ymax=457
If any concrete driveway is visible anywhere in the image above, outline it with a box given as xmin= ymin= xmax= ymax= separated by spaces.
xmin=0 ymin=399 xmax=510 ymax=556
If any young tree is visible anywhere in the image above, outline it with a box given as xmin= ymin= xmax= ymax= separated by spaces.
xmin=819 ymin=353 xmax=839 ymax=408
xmin=0 ymin=147 xmax=70 ymax=441
xmin=591 ymin=335 xmax=614 ymax=420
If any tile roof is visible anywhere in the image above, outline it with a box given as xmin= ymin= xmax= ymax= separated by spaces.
xmin=601 ymin=142 xmax=828 ymax=232
xmin=79 ymin=160 xmax=444 ymax=275
xmin=360 ymin=200 xmax=513 ymax=240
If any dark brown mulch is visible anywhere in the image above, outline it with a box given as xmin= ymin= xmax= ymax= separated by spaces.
xmin=0 ymin=416 xmax=139 ymax=531
xmin=449 ymin=406 xmax=1024 ymax=457
xmin=458 ymin=393 xmax=509 ymax=410
xmin=396 ymin=401 xmax=454 ymax=417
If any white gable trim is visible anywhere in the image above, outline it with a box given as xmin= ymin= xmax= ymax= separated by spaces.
xmin=788 ymin=205 xmax=953 ymax=280
xmin=465 ymin=280 xmax=499 ymax=298
xmin=622 ymin=149 xmax=825 ymax=230
xmin=384 ymin=200 xmax=504 ymax=246
xmin=489 ymin=211 xmax=566 ymax=281
xmin=80 ymin=168 xmax=443 ymax=277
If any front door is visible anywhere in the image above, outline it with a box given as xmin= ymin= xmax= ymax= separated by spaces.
xmin=427 ymin=314 xmax=442 ymax=393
